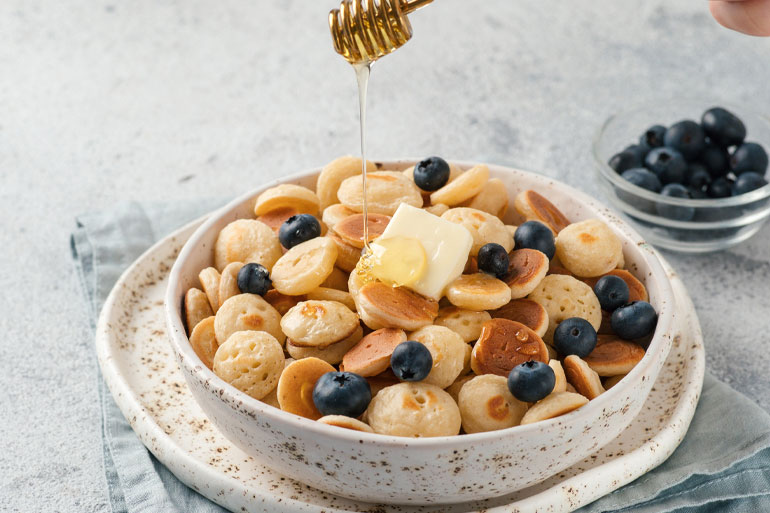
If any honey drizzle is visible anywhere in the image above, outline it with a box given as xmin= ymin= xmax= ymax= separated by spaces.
xmin=354 ymin=61 xmax=372 ymax=252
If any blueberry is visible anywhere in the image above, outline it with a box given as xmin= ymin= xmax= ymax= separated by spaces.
xmin=621 ymin=167 xmax=662 ymax=193
xmin=553 ymin=318 xmax=597 ymax=358
xmin=611 ymin=301 xmax=657 ymax=340
xmin=701 ymin=107 xmax=746 ymax=148
xmin=477 ymin=243 xmax=510 ymax=279
xmin=513 ymin=221 xmax=555 ymax=260
xmin=413 ymin=156 xmax=451 ymax=191
xmin=656 ymin=183 xmax=695 ymax=221
xmin=640 ymin=125 xmax=667 ymax=149
xmin=644 ymin=147 xmax=688 ymax=184
xmin=390 ymin=341 xmax=433 ymax=382
xmin=237 ymin=263 xmax=271 ymax=296
xmin=686 ymin=164 xmax=712 ymax=190
xmin=687 ymin=187 xmax=708 ymax=199
xmin=730 ymin=142 xmax=769 ymax=175
xmin=507 ymin=360 xmax=555 ymax=403
xmin=312 ymin=371 xmax=372 ymax=418
xmin=608 ymin=150 xmax=643 ymax=174
xmin=593 ymin=275 xmax=630 ymax=312
xmin=732 ymin=172 xmax=768 ymax=195
xmin=707 ymin=177 xmax=732 ymax=198
xmin=699 ymin=144 xmax=729 ymax=178
xmin=624 ymin=144 xmax=650 ymax=162
xmin=279 ymin=214 xmax=321 ymax=249
xmin=663 ymin=120 xmax=706 ymax=161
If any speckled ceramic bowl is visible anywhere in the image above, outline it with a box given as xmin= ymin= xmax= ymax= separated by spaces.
xmin=165 ymin=160 xmax=676 ymax=505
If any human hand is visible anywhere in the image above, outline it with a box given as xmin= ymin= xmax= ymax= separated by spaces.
xmin=710 ymin=0 xmax=770 ymax=36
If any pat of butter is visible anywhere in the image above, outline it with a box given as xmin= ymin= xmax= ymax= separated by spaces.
xmin=378 ymin=203 xmax=473 ymax=300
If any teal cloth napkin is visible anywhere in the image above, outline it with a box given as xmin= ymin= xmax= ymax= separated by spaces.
xmin=72 ymin=200 xmax=770 ymax=513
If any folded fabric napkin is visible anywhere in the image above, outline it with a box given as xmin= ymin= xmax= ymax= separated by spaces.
xmin=72 ymin=200 xmax=770 ymax=513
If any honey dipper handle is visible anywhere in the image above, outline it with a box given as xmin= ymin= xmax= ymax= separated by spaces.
xmin=402 ymin=0 xmax=434 ymax=15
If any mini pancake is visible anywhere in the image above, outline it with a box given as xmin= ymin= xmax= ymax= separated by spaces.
xmin=306 ymin=287 xmax=356 ymax=311
xmin=445 ymin=273 xmax=511 ymax=311
xmin=341 ymin=328 xmax=407 ymax=377
xmin=365 ymin=382 xmax=461 ymax=437
xmin=549 ymin=359 xmax=567 ymax=393
xmin=214 ymin=293 xmax=284 ymax=345
xmin=322 ymin=203 xmax=357 ymax=231
xmin=458 ymin=374 xmax=527 ymax=433
xmin=490 ymin=298 xmax=549 ymax=338
xmin=212 ymin=331 xmax=284 ymax=401
xmin=286 ymin=325 xmax=363 ymax=365
xmin=513 ymin=190 xmax=570 ymax=234
xmin=332 ymin=213 xmax=390 ymax=249
xmin=257 ymin=206 xmax=299 ymax=234
xmin=263 ymin=290 xmax=306 ymax=316
xmin=214 ymin=219 xmax=282 ymax=272
xmin=198 ymin=267 xmax=221 ymax=313
xmin=218 ymin=261 xmax=244 ymax=307
xmin=316 ymin=156 xmax=375 ymax=210
xmin=254 ymin=183 xmax=319 ymax=217
xmin=280 ymin=300 xmax=359 ymax=348
xmin=277 ymin=357 xmax=336 ymax=420
xmin=555 ymin=219 xmax=622 ymax=278
xmin=184 ymin=287 xmax=214 ymax=333
xmin=563 ymin=355 xmax=605 ymax=399
xmin=189 ymin=316 xmax=218 ymax=369
xmin=471 ymin=319 xmax=549 ymax=377
xmin=357 ymin=282 xmax=438 ymax=331
xmin=430 ymin=164 xmax=490 ymax=207
xmin=505 ymin=249 xmax=549 ymax=299
xmin=329 ymin=232 xmax=362 ymax=272
xmin=582 ymin=269 xmax=648 ymax=303
xmin=271 ymin=237 xmax=338 ymax=295
xmin=584 ymin=335 xmax=645 ymax=376
xmin=527 ymin=274 xmax=602 ymax=344
xmin=317 ymin=415 xmax=374 ymax=433
xmin=519 ymin=392 xmax=588 ymax=425
xmin=434 ymin=306 xmax=491 ymax=342
xmin=461 ymin=178 xmax=509 ymax=219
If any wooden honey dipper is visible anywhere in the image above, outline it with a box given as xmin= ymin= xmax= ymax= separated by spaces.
xmin=329 ymin=0 xmax=434 ymax=64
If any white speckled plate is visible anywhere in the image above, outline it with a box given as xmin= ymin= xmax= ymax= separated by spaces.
xmin=95 ymin=219 xmax=705 ymax=513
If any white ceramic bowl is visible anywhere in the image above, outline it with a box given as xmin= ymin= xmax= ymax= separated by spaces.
xmin=165 ymin=160 xmax=676 ymax=505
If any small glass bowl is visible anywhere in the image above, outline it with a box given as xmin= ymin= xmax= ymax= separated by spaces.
xmin=593 ymin=99 xmax=770 ymax=253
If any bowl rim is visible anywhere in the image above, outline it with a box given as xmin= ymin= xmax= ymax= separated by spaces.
xmin=164 ymin=159 xmax=676 ymax=447
xmin=592 ymin=99 xmax=770 ymax=208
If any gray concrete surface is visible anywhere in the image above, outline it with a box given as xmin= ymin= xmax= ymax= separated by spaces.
xmin=1 ymin=1 xmax=769 ymax=511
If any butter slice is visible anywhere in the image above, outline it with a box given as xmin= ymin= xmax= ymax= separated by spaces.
xmin=378 ymin=204 xmax=473 ymax=300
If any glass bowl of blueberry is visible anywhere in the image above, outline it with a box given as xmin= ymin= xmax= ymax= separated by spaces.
xmin=593 ymin=100 xmax=770 ymax=253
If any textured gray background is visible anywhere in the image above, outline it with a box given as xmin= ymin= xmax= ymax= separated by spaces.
xmin=1 ymin=1 xmax=769 ymax=511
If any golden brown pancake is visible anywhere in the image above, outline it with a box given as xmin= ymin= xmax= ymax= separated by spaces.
xmin=490 ymin=298 xmax=549 ymax=338
xmin=473 ymin=319 xmax=548 ymax=377
xmin=341 ymin=328 xmax=407 ymax=377
xmin=357 ymin=282 xmax=439 ymax=331
xmin=333 ymin=213 xmax=390 ymax=249
xmin=514 ymin=190 xmax=570 ymax=233
xmin=257 ymin=206 xmax=299 ymax=234
xmin=563 ymin=355 xmax=605 ymax=399
xmin=584 ymin=335 xmax=645 ymax=376
xmin=505 ymin=249 xmax=549 ymax=298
